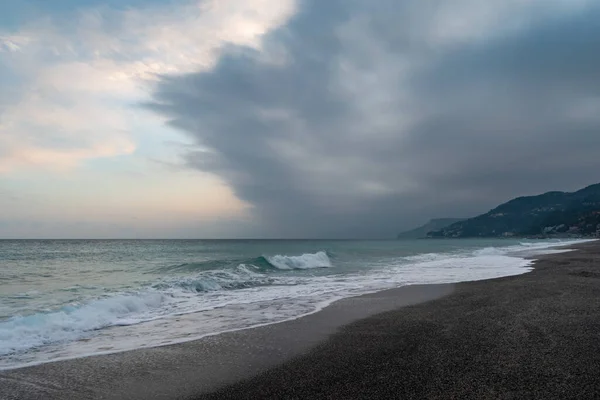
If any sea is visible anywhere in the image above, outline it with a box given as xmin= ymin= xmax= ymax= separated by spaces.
xmin=0 ymin=238 xmax=590 ymax=370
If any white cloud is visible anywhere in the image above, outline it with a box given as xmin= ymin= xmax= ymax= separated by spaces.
xmin=0 ymin=35 xmax=31 ymax=52
xmin=0 ymin=0 xmax=297 ymax=173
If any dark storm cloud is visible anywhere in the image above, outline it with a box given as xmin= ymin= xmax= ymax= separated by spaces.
xmin=403 ymin=9 xmax=600 ymax=197
xmin=148 ymin=0 xmax=600 ymax=238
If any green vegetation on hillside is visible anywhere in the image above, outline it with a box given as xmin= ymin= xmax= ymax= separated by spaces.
xmin=428 ymin=183 xmax=600 ymax=238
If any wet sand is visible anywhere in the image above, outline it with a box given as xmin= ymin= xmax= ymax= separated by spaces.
xmin=2 ymin=241 xmax=598 ymax=400
xmin=199 ymin=241 xmax=600 ymax=399
xmin=0 ymin=283 xmax=452 ymax=399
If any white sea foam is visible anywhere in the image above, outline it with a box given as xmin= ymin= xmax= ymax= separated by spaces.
xmin=265 ymin=251 xmax=332 ymax=270
xmin=0 ymin=268 xmax=272 ymax=359
xmin=0 ymin=292 xmax=167 ymax=356
xmin=0 ymin=239 xmax=592 ymax=370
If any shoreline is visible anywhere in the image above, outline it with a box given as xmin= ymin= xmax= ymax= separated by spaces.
xmin=1 ymin=240 xmax=596 ymax=399
xmin=0 ymin=281 xmax=452 ymax=373
xmin=1 ymin=239 xmax=569 ymax=372
xmin=2 ymin=238 xmax=565 ymax=372
xmin=200 ymin=240 xmax=600 ymax=399
xmin=0 ymin=284 xmax=454 ymax=400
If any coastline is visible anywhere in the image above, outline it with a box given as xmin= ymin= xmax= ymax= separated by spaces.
xmin=200 ymin=240 xmax=600 ymax=399
xmin=1 ymin=241 xmax=596 ymax=399
xmin=0 ymin=284 xmax=453 ymax=400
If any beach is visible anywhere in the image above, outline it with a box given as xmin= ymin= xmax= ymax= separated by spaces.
xmin=2 ymin=240 xmax=599 ymax=399
xmin=0 ymin=284 xmax=453 ymax=399
xmin=202 ymin=240 xmax=600 ymax=399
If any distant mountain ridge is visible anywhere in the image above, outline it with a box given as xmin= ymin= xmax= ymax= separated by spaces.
xmin=428 ymin=183 xmax=600 ymax=238
xmin=397 ymin=218 xmax=466 ymax=239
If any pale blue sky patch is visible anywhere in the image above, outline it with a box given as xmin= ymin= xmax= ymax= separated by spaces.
xmin=0 ymin=0 xmax=175 ymax=28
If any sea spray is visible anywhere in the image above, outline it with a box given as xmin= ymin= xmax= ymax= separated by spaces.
xmin=0 ymin=239 xmax=592 ymax=369
xmin=264 ymin=251 xmax=332 ymax=270
xmin=0 ymin=292 xmax=166 ymax=356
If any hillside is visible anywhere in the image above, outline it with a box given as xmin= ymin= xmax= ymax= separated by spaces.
xmin=428 ymin=183 xmax=600 ymax=238
xmin=397 ymin=218 xmax=466 ymax=239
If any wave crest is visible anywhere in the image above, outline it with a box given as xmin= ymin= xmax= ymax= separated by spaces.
xmin=154 ymin=265 xmax=270 ymax=293
xmin=264 ymin=251 xmax=332 ymax=270
xmin=0 ymin=292 xmax=167 ymax=356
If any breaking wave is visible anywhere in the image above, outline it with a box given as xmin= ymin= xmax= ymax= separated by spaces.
xmin=2 ymin=240 xmax=590 ymax=367
xmin=157 ymin=251 xmax=333 ymax=273
xmin=153 ymin=264 xmax=272 ymax=293
xmin=263 ymin=251 xmax=332 ymax=270
xmin=0 ymin=252 xmax=332 ymax=358
xmin=0 ymin=292 xmax=168 ymax=356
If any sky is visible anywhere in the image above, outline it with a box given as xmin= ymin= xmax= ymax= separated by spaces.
xmin=1 ymin=0 xmax=599 ymax=239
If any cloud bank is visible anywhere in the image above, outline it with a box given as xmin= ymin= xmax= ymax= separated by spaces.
xmin=148 ymin=0 xmax=600 ymax=238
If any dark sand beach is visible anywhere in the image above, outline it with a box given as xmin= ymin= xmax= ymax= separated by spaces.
xmin=2 ymin=241 xmax=600 ymax=400
xmin=0 ymin=284 xmax=452 ymax=400
xmin=200 ymin=241 xmax=600 ymax=400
